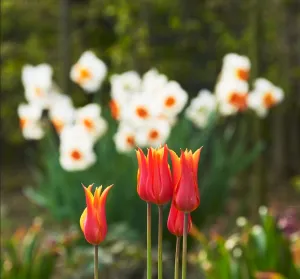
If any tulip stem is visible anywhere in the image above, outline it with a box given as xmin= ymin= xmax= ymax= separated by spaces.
xmin=158 ymin=205 xmax=163 ymax=279
xmin=182 ymin=213 xmax=188 ymax=279
xmin=94 ymin=245 xmax=99 ymax=279
xmin=174 ymin=236 xmax=181 ymax=279
xmin=147 ymin=202 xmax=152 ymax=279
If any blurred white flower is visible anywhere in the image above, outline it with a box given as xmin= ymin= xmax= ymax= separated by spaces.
xmin=185 ymin=89 xmax=217 ymax=128
xmin=75 ymin=104 xmax=107 ymax=142
xmin=48 ymin=91 xmax=73 ymax=111
xmin=232 ymin=247 xmax=243 ymax=258
xmin=22 ymin=64 xmax=53 ymax=108
xmin=109 ymin=71 xmax=142 ymax=121
xmin=258 ymin=205 xmax=268 ymax=216
xmin=142 ymin=68 xmax=168 ymax=95
xmin=113 ymin=124 xmax=137 ymax=153
xmin=135 ymin=118 xmax=171 ymax=148
xmin=158 ymin=81 xmax=188 ymax=118
xmin=198 ymin=250 xmax=207 ymax=262
xmin=252 ymin=225 xmax=263 ymax=235
xmin=225 ymin=234 xmax=239 ymax=250
xmin=59 ymin=125 xmax=96 ymax=171
xmin=216 ymin=80 xmax=248 ymax=115
xmin=49 ymin=102 xmax=74 ymax=133
xmin=17 ymin=103 xmax=44 ymax=140
xmin=248 ymin=78 xmax=284 ymax=117
xmin=236 ymin=216 xmax=248 ymax=227
xmin=220 ymin=53 xmax=251 ymax=82
xmin=111 ymin=71 xmax=141 ymax=99
xmin=70 ymin=51 xmax=107 ymax=93
xmin=122 ymin=93 xmax=160 ymax=126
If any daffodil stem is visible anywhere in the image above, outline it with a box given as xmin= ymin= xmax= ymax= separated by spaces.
xmin=182 ymin=213 xmax=188 ymax=279
xmin=175 ymin=236 xmax=181 ymax=279
xmin=147 ymin=202 xmax=152 ymax=279
xmin=94 ymin=245 xmax=99 ymax=279
xmin=158 ymin=205 xmax=163 ymax=279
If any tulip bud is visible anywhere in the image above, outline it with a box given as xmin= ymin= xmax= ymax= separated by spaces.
xmin=167 ymin=202 xmax=192 ymax=237
xmin=80 ymin=184 xmax=113 ymax=245
xmin=170 ymin=147 xmax=202 ymax=212
xmin=136 ymin=145 xmax=173 ymax=205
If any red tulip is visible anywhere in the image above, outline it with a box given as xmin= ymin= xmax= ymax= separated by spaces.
xmin=169 ymin=147 xmax=202 ymax=212
xmin=136 ymin=145 xmax=173 ymax=205
xmin=167 ymin=202 xmax=192 ymax=237
xmin=80 ymin=184 xmax=113 ymax=245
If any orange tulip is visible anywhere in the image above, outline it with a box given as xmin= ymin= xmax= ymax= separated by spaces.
xmin=167 ymin=202 xmax=192 ymax=237
xmin=80 ymin=184 xmax=113 ymax=245
xmin=170 ymin=147 xmax=202 ymax=212
xmin=136 ymin=145 xmax=173 ymax=205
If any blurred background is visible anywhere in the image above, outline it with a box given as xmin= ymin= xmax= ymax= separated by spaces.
xmin=1 ymin=0 xmax=300 ymax=279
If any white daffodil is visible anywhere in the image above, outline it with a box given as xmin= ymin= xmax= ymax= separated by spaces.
xmin=17 ymin=103 xmax=44 ymax=140
xmin=122 ymin=92 xmax=160 ymax=126
xmin=75 ymin=104 xmax=107 ymax=142
xmin=109 ymin=71 xmax=142 ymax=121
xmin=49 ymin=102 xmax=75 ymax=133
xmin=216 ymin=80 xmax=248 ymax=115
xmin=141 ymin=68 xmax=168 ymax=95
xmin=110 ymin=71 xmax=141 ymax=99
xmin=113 ymin=124 xmax=137 ymax=153
xmin=22 ymin=64 xmax=53 ymax=108
xmin=59 ymin=125 xmax=96 ymax=171
xmin=158 ymin=81 xmax=188 ymax=118
xmin=220 ymin=53 xmax=251 ymax=82
xmin=185 ymin=89 xmax=217 ymax=128
xmin=248 ymin=78 xmax=284 ymax=117
xmin=48 ymin=91 xmax=73 ymax=111
xmin=135 ymin=118 xmax=171 ymax=148
xmin=70 ymin=51 xmax=107 ymax=93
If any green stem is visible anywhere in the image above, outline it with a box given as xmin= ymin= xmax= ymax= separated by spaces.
xmin=182 ymin=213 xmax=188 ymax=279
xmin=174 ymin=236 xmax=181 ymax=279
xmin=158 ymin=205 xmax=163 ymax=279
xmin=94 ymin=245 xmax=99 ymax=279
xmin=147 ymin=202 xmax=152 ymax=279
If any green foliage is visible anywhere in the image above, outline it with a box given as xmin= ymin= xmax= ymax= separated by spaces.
xmin=196 ymin=208 xmax=300 ymax=279
xmin=0 ymin=218 xmax=79 ymax=279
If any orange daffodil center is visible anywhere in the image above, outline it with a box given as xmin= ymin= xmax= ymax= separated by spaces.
xmin=164 ymin=96 xmax=176 ymax=107
xmin=70 ymin=149 xmax=82 ymax=161
xmin=126 ymin=135 xmax=135 ymax=146
xmin=228 ymin=92 xmax=248 ymax=111
xmin=76 ymin=65 xmax=92 ymax=84
xmin=20 ymin=118 xmax=27 ymax=129
xmin=80 ymin=184 xmax=113 ymax=245
xmin=149 ymin=129 xmax=159 ymax=140
xmin=236 ymin=68 xmax=249 ymax=81
xmin=136 ymin=106 xmax=149 ymax=119
xmin=263 ymin=92 xmax=276 ymax=108
xmin=109 ymin=99 xmax=120 ymax=120
xmin=83 ymin=118 xmax=94 ymax=130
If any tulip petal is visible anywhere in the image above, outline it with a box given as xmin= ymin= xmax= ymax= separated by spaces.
xmin=80 ymin=207 xmax=87 ymax=232
xmin=192 ymin=147 xmax=202 ymax=181
xmin=136 ymin=148 xmax=152 ymax=202
xmin=93 ymin=186 xmax=103 ymax=210
xmin=169 ymin=149 xmax=181 ymax=189
xmin=174 ymin=151 xmax=200 ymax=212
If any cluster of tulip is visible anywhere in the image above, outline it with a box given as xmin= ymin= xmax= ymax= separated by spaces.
xmin=80 ymin=145 xmax=202 ymax=279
